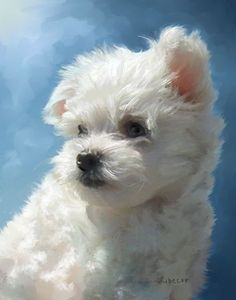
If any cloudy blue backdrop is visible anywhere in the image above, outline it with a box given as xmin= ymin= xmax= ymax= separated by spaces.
xmin=0 ymin=0 xmax=235 ymax=299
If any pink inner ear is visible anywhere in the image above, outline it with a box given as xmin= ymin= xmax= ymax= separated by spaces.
xmin=170 ymin=51 xmax=201 ymax=101
xmin=53 ymin=99 xmax=67 ymax=116
xmin=171 ymin=64 xmax=194 ymax=97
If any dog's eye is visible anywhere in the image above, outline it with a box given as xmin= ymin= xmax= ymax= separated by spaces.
xmin=125 ymin=121 xmax=147 ymax=138
xmin=78 ymin=125 xmax=88 ymax=136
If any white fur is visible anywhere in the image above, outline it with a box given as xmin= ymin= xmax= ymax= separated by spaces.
xmin=0 ymin=27 xmax=224 ymax=300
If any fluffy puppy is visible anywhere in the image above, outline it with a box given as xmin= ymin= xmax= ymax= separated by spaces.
xmin=0 ymin=27 xmax=223 ymax=300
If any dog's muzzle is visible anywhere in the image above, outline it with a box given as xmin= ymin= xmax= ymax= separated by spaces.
xmin=76 ymin=152 xmax=105 ymax=188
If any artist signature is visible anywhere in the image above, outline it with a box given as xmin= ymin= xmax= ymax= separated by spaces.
xmin=154 ymin=277 xmax=189 ymax=285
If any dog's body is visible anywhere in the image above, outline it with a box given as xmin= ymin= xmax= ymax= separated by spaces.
xmin=0 ymin=27 xmax=223 ymax=300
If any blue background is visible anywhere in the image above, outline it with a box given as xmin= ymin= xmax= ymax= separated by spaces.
xmin=0 ymin=1 xmax=235 ymax=299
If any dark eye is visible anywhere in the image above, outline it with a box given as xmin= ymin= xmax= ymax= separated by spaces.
xmin=78 ymin=124 xmax=88 ymax=136
xmin=125 ymin=121 xmax=147 ymax=138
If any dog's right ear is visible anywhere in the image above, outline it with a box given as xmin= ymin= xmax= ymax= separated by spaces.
xmin=43 ymin=80 xmax=75 ymax=126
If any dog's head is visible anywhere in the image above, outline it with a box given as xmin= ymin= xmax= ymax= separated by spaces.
xmin=44 ymin=27 xmax=216 ymax=208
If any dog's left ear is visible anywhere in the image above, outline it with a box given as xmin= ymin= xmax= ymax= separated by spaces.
xmin=43 ymin=80 xmax=75 ymax=125
xmin=156 ymin=27 xmax=214 ymax=107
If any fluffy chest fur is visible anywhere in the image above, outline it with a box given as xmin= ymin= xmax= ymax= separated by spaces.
xmin=0 ymin=155 xmax=218 ymax=300
xmin=32 ymin=172 xmax=213 ymax=300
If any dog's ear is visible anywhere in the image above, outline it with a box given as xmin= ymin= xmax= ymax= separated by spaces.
xmin=43 ymin=80 xmax=75 ymax=125
xmin=156 ymin=27 xmax=214 ymax=106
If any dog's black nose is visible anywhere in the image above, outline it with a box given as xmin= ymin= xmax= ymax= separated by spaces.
xmin=76 ymin=152 xmax=101 ymax=172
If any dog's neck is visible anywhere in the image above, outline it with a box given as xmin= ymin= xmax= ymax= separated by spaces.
xmin=85 ymin=174 xmax=195 ymax=230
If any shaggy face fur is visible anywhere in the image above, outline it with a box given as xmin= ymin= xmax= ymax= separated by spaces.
xmin=0 ymin=27 xmax=223 ymax=300
xmin=45 ymin=27 xmax=216 ymax=209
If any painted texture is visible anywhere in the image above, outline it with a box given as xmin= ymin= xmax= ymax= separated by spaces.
xmin=0 ymin=1 xmax=235 ymax=299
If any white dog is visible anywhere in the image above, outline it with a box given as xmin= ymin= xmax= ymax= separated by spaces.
xmin=0 ymin=27 xmax=223 ymax=300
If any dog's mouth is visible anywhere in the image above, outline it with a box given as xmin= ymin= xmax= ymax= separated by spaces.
xmin=78 ymin=172 xmax=106 ymax=188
